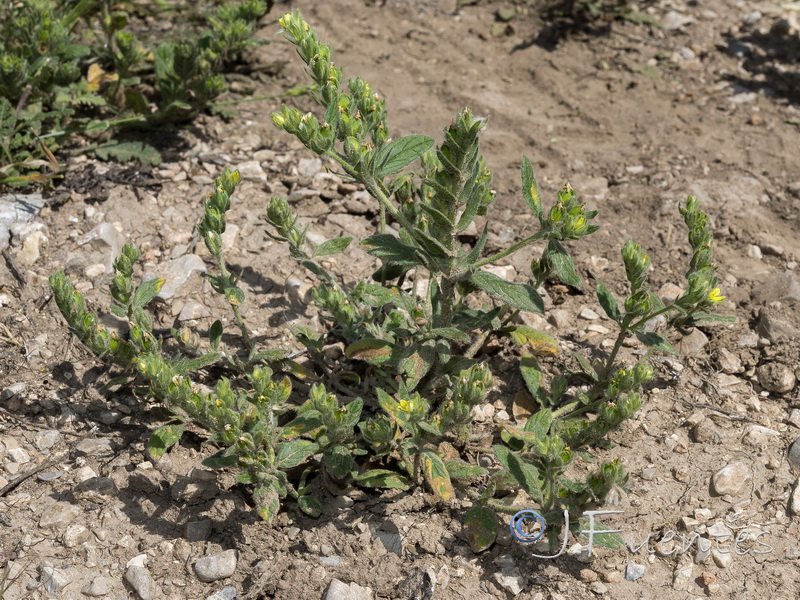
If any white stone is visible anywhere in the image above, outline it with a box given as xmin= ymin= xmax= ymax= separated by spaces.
xmin=711 ymin=462 xmax=752 ymax=496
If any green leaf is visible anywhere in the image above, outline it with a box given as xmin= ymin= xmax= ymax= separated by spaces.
xmin=147 ymin=423 xmax=184 ymax=460
xmin=373 ymin=134 xmax=435 ymax=178
xmin=225 ymin=285 xmax=245 ymax=306
xmin=427 ymin=327 xmax=471 ymax=343
xmin=420 ymin=449 xmax=454 ymax=502
xmin=685 ymin=313 xmax=736 ymax=324
xmin=546 ymin=240 xmax=581 ymax=288
xmin=95 ymin=140 xmax=162 ymax=165
xmin=500 ymin=425 xmax=539 ymax=451
xmin=275 ymin=440 xmax=318 ymax=469
xmin=361 ymin=234 xmax=426 ymax=267
xmin=520 ymin=355 xmax=542 ymax=397
xmin=355 ymin=469 xmax=410 ymax=489
xmin=578 ymin=517 xmax=624 ymax=549
xmin=254 ymin=484 xmax=281 ymax=522
xmin=445 ymin=459 xmax=488 ymax=480
xmin=462 ymin=222 xmax=489 ymax=265
xmin=636 ymin=331 xmax=678 ymax=355
xmin=572 ymin=352 xmax=598 ymax=380
xmin=133 ymin=278 xmax=164 ymax=308
xmin=298 ymin=494 xmax=322 ymax=518
xmin=507 ymin=326 xmax=559 ymax=356
xmin=493 ymin=445 xmax=542 ymax=500
xmin=280 ymin=415 xmax=323 ymax=438
xmin=344 ymin=398 xmax=363 ymax=428
xmin=202 ymin=448 xmax=239 ymax=469
xmin=209 ymin=319 xmax=223 ymax=350
xmin=376 ymin=388 xmax=409 ymax=428
xmin=463 ymin=505 xmax=498 ymax=553
xmin=521 ymin=155 xmax=543 ymax=220
xmin=524 ymin=408 xmax=553 ymax=438
xmin=345 ymin=339 xmax=395 ymax=365
xmin=470 ymin=271 xmax=544 ymax=313
xmin=313 ymin=237 xmax=352 ymax=257
xmin=325 ymin=445 xmax=356 ymax=481
xmin=595 ymin=281 xmax=620 ymax=323
xmin=176 ymin=352 xmax=221 ymax=373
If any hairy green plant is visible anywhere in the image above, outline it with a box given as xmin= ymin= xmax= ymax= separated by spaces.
xmin=50 ymin=12 xmax=731 ymax=540
xmin=542 ymin=0 xmax=655 ymax=25
xmin=0 ymin=0 xmax=271 ymax=186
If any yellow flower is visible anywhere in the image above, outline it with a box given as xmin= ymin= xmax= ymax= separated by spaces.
xmin=708 ymin=287 xmax=725 ymax=303
xmin=398 ymin=399 xmax=415 ymax=413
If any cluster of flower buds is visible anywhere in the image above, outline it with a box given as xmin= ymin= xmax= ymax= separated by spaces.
xmin=676 ymin=195 xmax=725 ymax=312
xmin=546 ymin=184 xmax=600 ymax=241
xmin=621 ymin=239 xmax=652 ymax=317
xmin=197 ymin=168 xmax=239 ymax=256
xmin=438 ymin=365 xmax=492 ymax=429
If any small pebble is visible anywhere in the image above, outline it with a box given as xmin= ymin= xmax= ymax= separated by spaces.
xmin=711 ymin=462 xmax=752 ymax=496
xmin=194 ymin=549 xmax=238 ymax=582
xmin=125 ymin=566 xmax=157 ymax=600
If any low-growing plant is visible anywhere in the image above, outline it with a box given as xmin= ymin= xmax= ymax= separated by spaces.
xmin=0 ymin=0 xmax=271 ymax=186
xmin=49 ymin=10 xmax=731 ymax=550
xmin=541 ymin=0 xmax=655 ymax=25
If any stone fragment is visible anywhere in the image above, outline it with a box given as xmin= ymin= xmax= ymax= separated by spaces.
xmin=74 ymin=438 xmax=114 ymax=457
xmin=712 ymin=548 xmax=733 ymax=568
xmin=789 ymin=437 xmax=800 ymax=471
xmin=34 ymin=429 xmax=61 ymax=451
xmin=178 ymin=299 xmax=211 ymax=321
xmin=751 ymin=272 xmax=800 ymax=305
xmin=757 ymin=308 xmax=799 ymax=342
xmin=711 ymin=462 xmax=752 ymax=496
xmin=297 ymin=158 xmax=323 ymax=177
xmin=63 ymin=524 xmax=91 ymax=548
xmin=236 ymin=160 xmax=266 ymax=181
xmin=578 ymin=307 xmax=599 ymax=320
xmin=547 ymin=309 xmax=571 ymax=329
xmin=677 ymin=329 xmax=708 ymax=355
xmin=493 ymin=568 xmax=526 ymax=596
xmin=695 ymin=537 xmax=712 ymax=564
xmin=789 ymin=478 xmax=800 ymax=515
xmin=194 ymin=549 xmax=238 ymax=582
xmin=39 ymin=502 xmax=81 ymax=529
xmin=322 ymin=579 xmax=374 ymax=600
xmin=672 ymin=562 xmax=693 ymax=590
xmin=206 ymin=586 xmax=238 ymax=600
xmin=155 ymin=254 xmax=207 ymax=300
xmin=39 ymin=562 xmax=70 ymax=595
xmin=185 ymin=519 xmax=213 ymax=542
xmin=625 ymin=562 xmax=645 ymax=581
xmin=125 ymin=565 xmax=157 ymax=600
xmin=602 ymin=570 xmax=622 ymax=583
xmin=757 ymin=363 xmax=796 ymax=394
xmin=717 ymin=348 xmax=743 ymax=374
xmin=74 ymin=477 xmax=118 ymax=503
xmin=589 ymin=581 xmax=607 ymax=595
xmin=82 ymin=576 xmax=114 ymax=597
xmin=16 ymin=229 xmax=47 ymax=266
xmin=661 ymin=10 xmax=694 ymax=31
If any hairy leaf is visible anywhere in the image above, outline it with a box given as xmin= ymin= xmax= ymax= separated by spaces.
xmin=595 ymin=280 xmax=620 ymax=322
xmin=313 ymin=237 xmax=352 ymax=257
xmin=463 ymin=505 xmax=498 ymax=553
xmin=133 ymin=278 xmax=164 ymax=308
xmin=275 ymin=440 xmax=318 ymax=469
xmin=420 ymin=449 xmax=454 ymax=502
xmin=147 ymin=423 xmax=184 ymax=460
xmin=471 ymin=271 xmax=544 ymax=313
xmin=493 ymin=445 xmax=543 ymax=500
xmin=546 ymin=240 xmax=581 ymax=288
xmin=507 ymin=325 xmax=559 ymax=356
xmin=355 ymin=469 xmax=410 ymax=489
xmin=373 ymin=134 xmax=434 ymax=178
xmin=636 ymin=331 xmax=678 ymax=355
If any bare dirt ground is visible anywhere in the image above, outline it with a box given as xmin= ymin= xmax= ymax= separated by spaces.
xmin=2 ymin=0 xmax=800 ymax=598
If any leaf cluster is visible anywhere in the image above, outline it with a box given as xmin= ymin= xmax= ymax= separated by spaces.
xmin=49 ymin=12 xmax=732 ymax=550
xmin=0 ymin=0 xmax=270 ymax=186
